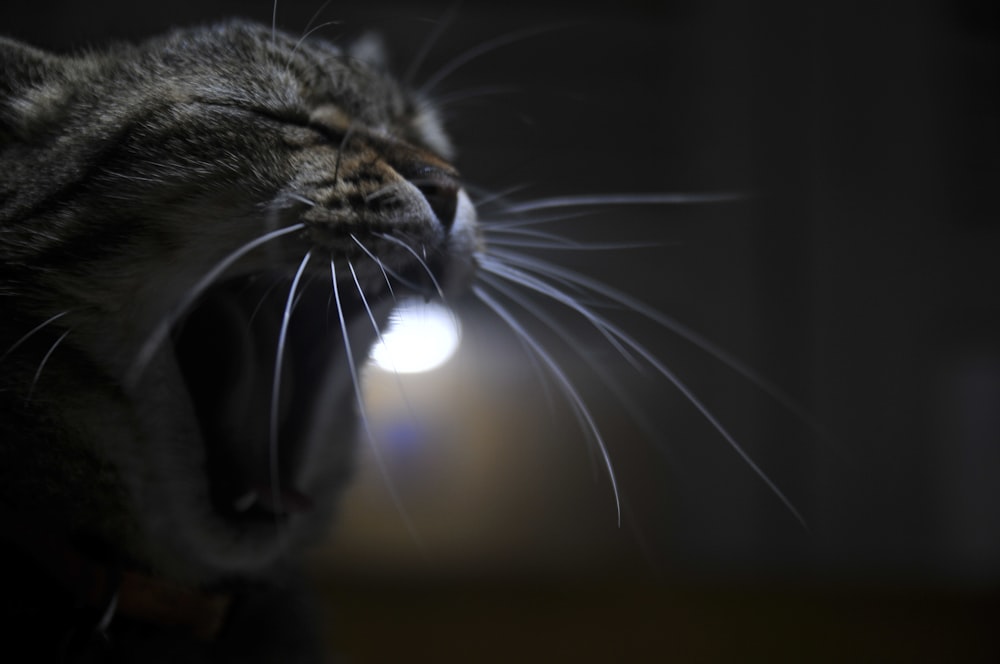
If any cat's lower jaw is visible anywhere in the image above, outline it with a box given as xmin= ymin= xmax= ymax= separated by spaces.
xmin=120 ymin=281 xmax=395 ymax=580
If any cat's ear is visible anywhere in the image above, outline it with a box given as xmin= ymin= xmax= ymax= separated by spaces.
xmin=348 ymin=32 xmax=390 ymax=70
xmin=0 ymin=38 xmax=66 ymax=142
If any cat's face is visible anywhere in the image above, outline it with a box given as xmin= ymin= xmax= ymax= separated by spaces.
xmin=0 ymin=20 xmax=478 ymax=579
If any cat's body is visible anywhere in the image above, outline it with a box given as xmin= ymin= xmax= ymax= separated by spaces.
xmin=1 ymin=20 xmax=477 ymax=661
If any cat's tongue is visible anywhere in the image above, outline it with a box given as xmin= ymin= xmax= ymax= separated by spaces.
xmin=233 ymin=484 xmax=314 ymax=516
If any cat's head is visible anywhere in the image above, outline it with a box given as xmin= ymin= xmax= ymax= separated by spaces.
xmin=0 ymin=20 xmax=478 ymax=580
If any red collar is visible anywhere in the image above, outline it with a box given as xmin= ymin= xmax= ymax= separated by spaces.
xmin=5 ymin=507 xmax=232 ymax=641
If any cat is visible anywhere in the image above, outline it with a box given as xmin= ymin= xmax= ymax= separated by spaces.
xmin=0 ymin=18 xmax=479 ymax=662
xmin=0 ymin=13 xmax=811 ymax=663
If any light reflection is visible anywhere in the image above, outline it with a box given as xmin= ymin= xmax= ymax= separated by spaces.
xmin=369 ymin=300 xmax=461 ymax=373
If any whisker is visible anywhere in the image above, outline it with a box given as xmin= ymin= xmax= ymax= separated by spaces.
xmin=483 ymin=223 xmax=645 ymax=256
xmin=430 ymin=85 xmax=520 ymax=111
xmin=480 ymin=247 xmax=597 ymax=303
xmin=477 ymin=273 xmax=694 ymax=480
xmin=483 ymin=236 xmax=657 ymax=252
xmin=419 ymin=23 xmax=570 ymax=95
xmin=269 ymin=250 xmax=312 ymax=527
xmin=479 ymin=273 xmax=638 ymax=442
xmin=377 ymin=233 xmax=445 ymax=300
xmin=331 ymin=256 xmax=424 ymax=551
xmin=348 ymin=261 xmax=419 ymax=425
xmin=285 ymin=192 xmax=317 ymax=207
xmin=482 ymin=210 xmax=597 ymax=230
xmin=247 ymin=274 xmax=290 ymax=326
xmin=301 ymin=0 xmax=333 ymax=36
xmin=0 ymin=310 xmax=72 ymax=363
xmin=332 ymin=126 xmax=355 ymax=184
xmin=363 ymin=184 xmax=397 ymax=205
xmin=480 ymin=271 xmax=638 ymax=391
xmin=482 ymin=225 xmax=587 ymax=245
xmin=290 ymin=271 xmax=321 ymax=313
xmin=466 ymin=183 xmax=533 ymax=212
xmin=347 ymin=262 xmax=389 ymax=352
xmin=473 ymin=285 xmax=622 ymax=526
xmin=403 ymin=3 xmax=460 ymax=86
xmin=479 ymin=257 xmax=642 ymax=371
xmin=479 ymin=254 xmax=806 ymax=527
xmin=126 ymin=223 xmax=305 ymax=387
xmin=487 ymin=248 xmax=834 ymax=445
xmin=350 ymin=234 xmax=397 ymax=300
xmin=25 ymin=328 xmax=71 ymax=404
xmin=502 ymin=192 xmax=747 ymax=215
xmin=271 ymin=0 xmax=278 ymax=45
xmin=286 ymin=21 xmax=341 ymax=71
xmin=475 ymin=276 xmax=559 ymax=418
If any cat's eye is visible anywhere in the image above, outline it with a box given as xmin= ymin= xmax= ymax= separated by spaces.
xmin=309 ymin=105 xmax=353 ymax=133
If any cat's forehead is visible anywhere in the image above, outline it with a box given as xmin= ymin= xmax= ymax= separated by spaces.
xmin=157 ymin=22 xmax=397 ymax=112
xmin=149 ymin=20 xmax=450 ymax=158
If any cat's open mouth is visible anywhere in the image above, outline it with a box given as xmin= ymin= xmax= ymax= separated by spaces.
xmin=171 ymin=271 xmax=367 ymax=526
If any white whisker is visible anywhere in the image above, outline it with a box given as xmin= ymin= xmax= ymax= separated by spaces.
xmin=271 ymin=0 xmax=278 ymax=45
xmin=126 ymin=223 xmax=304 ymax=388
xmin=403 ymin=3 xmax=459 ymax=85
xmin=247 ymin=274 xmax=289 ymax=327
xmin=419 ymin=23 xmax=568 ymax=95
xmin=477 ymin=273 xmax=722 ymax=488
xmin=431 ymin=85 xmax=520 ymax=111
xmin=331 ymin=256 xmax=424 ymax=551
xmin=479 ymin=257 xmax=643 ymax=370
xmin=478 ymin=254 xmax=806 ymax=527
xmin=487 ymin=247 xmax=833 ymax=445
xmin=482 ymin=210 xmax=597 ymax=230
xmin=269 ymin=250 xmax=312 ymax=527
xmin=467 ymin=183 xmax=532 ymax=212
xmin=479 ymin=272 xmax=651 ymax=417
xmin=347 ymin=261 xmax=390 ymax=355
xmin=482 ymin=224 xmax=588 ymax=245
xmin=301 ymin=0 xmax=333 ymax=36
xmin=472 ymin=285 xmax=622 ymax=526
xmin=348 ymin=260 xmax=419 ymax=425
xmin=25 ymin=328 xmax=71 ymax=404
xmin=377 ymin=233 xmax=445 ymax=300
xmin=332 ymin=125 xmax=355 ymax=184
xmin=286 ymin=22 xmax=340 ymax=72
xmin=503 ymin=192 xmax=747 ymax=214
xmin=475 ymin=276 xmax=559 ymax=418
xmin=1 ymin=310 xmax=72 ymax=363
xmin=285 ymin=192 xmax=317 ymax=207
xmin=363 ymin=184 xmax=397 ymax=205
xmin=350 ymin=234 xmax=396 ymax=300
xmin=478 ymin=275 xmax=640 ymax=475
xmin=483 ymin=235 xmax=656 ymax=252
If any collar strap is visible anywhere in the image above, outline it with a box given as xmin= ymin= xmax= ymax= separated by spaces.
xmin=4 ymin=507 xmax=232 ymax=641
xmin=84 ymin=563 xmax=233 ymax=641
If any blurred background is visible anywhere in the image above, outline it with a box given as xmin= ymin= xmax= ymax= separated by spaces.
xmin=3 ymin=0 xmax=999 ymax=660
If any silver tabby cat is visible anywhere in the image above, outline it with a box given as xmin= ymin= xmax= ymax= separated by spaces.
xmin=0 ymin=19 xmax=477 ymax=662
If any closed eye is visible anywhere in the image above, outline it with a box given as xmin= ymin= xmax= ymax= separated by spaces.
xmin=192 ymin=99 xmax=348 ymax=143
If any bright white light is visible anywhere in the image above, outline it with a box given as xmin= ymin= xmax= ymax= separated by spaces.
xmin=369 ymin=300 xmax=461 ymax=373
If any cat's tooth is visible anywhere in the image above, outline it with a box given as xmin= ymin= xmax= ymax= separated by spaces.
xmin=233 ymin=490 xmax=258 ymax=512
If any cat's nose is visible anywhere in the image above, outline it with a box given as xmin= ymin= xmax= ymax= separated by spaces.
xmin=415 ymin=170 xmax=459 ymax=233
xmin=395 ymin=161 xmax=460 ymax=232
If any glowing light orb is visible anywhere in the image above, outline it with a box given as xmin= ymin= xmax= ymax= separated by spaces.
xmin=369 ymin=300 xmax=461 ymax=373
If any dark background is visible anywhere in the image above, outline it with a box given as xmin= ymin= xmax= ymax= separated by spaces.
xmin=3 ymin=1 xmax=999 ymax=661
